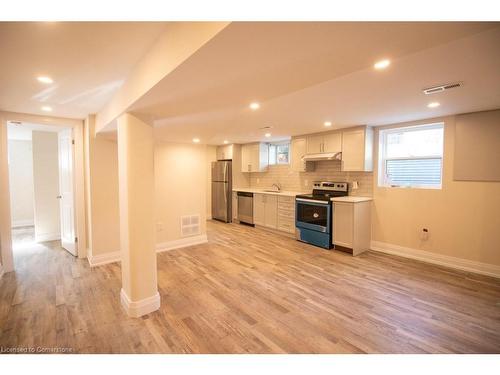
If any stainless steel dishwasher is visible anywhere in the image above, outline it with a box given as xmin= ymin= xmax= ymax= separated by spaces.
xmin=237 ymin=192 xmax=254 ymax=225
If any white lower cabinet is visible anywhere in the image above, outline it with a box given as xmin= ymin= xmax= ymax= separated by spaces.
xmin=277 ymin=196 xmax=295 ymax=233
xmin=232 ymin=192 xmax=238 ymax=222
xmin=264 ymin=195 xmax=278 ymax=229
xmin=333 ymin=203 xmax=353 ymax=248
xmin=253 ymin=193 xmax=295 ymax=233
xmin=253 ymin=193 xmax=266 ymax=226
xmin=332 ymin=201 xmax=371 ymax=256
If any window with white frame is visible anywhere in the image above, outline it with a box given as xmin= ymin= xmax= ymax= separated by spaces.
xmin=378 ymin=123 xmax=444 ymax=189
xmin=268 ymin=142 xmax=290 ymax=165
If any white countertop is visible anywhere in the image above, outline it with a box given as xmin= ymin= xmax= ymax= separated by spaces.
xmin=232 ymin=187 xmax=303 ymax=197
xmin=331 ymin=196 xmax=373 ymax=203
xmin=233 ymin=187 xmax=372 ymax=202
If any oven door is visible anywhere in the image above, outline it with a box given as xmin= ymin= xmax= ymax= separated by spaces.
xmin=295 ymin=198 xmax=331 ymax=233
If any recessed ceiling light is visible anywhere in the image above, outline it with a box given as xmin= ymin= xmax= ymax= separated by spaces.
xmin=324 ymin=121 xmax=332 ymax=127
xmin=223 ymin=140 xmax=229 ymax=144
xmin=427 ymin=102 xmax=440 ymax=108
xmin=41 ymin=106 xmax=52 ymax=112
xmin=192 ymin=138 xmax=200 ymax=143
xmin=374 ymin=59 xmax=391 ymax=70
xmin=264 ymin=133 xmax=271 ymax=138
xmin=37 ymin=76 xmax=53 ymax=84
xmin=249 ymin=102 xmax=260 ymax=110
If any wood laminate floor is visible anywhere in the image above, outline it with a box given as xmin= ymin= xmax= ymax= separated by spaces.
xmin=1 ymin=220 xmax=500 ymax=353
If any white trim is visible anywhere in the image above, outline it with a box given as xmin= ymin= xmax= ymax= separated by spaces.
xmin=120 ymin=289 xmax=160 ymax=318
xmin=371 ymin=241 xmax=500 ymax=279
xmin=156 ymin=234 xmax=208 ymax=253
xmin=87 ymin=235 xmax=208 ymax=267
xmin=35 ymin=232 xmax=61 ymax=242
xmin=11 ymin=220 xmax=34 ymax=228
xmin=87 ymin=250 xmax=121 ymax=267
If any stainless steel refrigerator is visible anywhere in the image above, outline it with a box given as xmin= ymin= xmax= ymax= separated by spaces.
xmin=211 ymin=161 xmax=232 ymax=223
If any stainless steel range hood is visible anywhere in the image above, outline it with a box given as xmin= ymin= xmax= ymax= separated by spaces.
xmin=302 ymin=152 xmax=342 ymax=162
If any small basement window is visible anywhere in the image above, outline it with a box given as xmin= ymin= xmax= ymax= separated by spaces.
xmin=269 ymin=142 xmax=290 ymax=165
xmin=378 ymin=123 xmax=444 ymax=189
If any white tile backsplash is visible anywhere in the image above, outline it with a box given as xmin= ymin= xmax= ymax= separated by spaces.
xmin=248 ymin=160 xmax=373 ymax=196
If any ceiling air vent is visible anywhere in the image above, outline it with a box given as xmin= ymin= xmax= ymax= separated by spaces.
xmin=423 ymin=82 xmax=462 ymax=95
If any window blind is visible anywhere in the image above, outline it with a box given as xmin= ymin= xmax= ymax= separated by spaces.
xmin=386 ymin=158 xmax=442 ymax=187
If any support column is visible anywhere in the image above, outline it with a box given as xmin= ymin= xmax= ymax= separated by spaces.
xmin=116 ymin=113 xmax=159 ymax=317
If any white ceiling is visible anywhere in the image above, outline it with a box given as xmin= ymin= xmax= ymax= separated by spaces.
xmin=1 ymin=22 xmax=499 ymax=145
xmin=0 ymin=22 xmax=167 ymax=119
xmin=123 ymin=22 xmax=499 ymax=145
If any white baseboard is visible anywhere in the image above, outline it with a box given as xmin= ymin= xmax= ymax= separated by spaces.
xmin=88 ymin=234 xmax=208 ymax=267
xmin=371 ymin=241 xmax=500 ymax=279
xmin=120 ymin=289 xmax=160 ymax=318
xmin=35 ymin=232 xmax=61 ymax=242
xmin=156 ymin=234 xmax=208 ymax=253
xmin=87 ymin=250 xmax=121 ymax=267
xmin=11 ymin=220 xmax=34 ymax=228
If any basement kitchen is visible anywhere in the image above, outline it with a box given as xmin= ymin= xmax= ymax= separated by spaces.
xmin=211 ymin=125 xmax=373 ymax=255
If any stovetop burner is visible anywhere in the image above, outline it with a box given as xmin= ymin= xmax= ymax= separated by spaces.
xmin=296 ymin=181 xmax=348 ymax=201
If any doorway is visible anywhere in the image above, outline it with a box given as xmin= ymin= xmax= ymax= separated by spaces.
xmin=7 ymin=122 xmax=77 ymax=256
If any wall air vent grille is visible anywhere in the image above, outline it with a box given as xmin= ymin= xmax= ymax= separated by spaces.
xmin=181 ymin=215 xmax=201 ymax=237
xmin=423 ymin=82 xmax=462 ymax=95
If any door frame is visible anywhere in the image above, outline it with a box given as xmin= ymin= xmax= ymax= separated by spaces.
xmin=0 ymin=111 xmax=87 ymax=272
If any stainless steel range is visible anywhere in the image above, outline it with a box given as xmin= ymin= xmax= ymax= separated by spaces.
xmin=295 ymin=181 xmax=348 ymax=249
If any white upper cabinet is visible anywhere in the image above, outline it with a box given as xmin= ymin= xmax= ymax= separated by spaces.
xmin=306 ymin=132 xmax=342 ymax=154
xmin=323 ymin=132 xmax=342 ymax=153
xmin=216 ymin=144 xmax=233 ymax=160
xmin=290 ymin=138 xmax=314 ymax=172
xmin=341 ymin=127 xmax=373 ymax=172
xmin=306 ymin=134 xmax=324 ymax=154
xmin=241 ymin=143 xmax=269 ymax=172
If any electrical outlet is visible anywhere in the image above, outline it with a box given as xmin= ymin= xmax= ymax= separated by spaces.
xmin=304 ymin=179 xmax=309 ymax=187
xmin=157 ymin=222 xmax=163 ymax=232
xmin=420 ymin=228 xmax=429 ymax=241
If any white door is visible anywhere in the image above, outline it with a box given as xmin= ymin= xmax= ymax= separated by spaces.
xmin=58 ymin=129 xmax=77 ymax=256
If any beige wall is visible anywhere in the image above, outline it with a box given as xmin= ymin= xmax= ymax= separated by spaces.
xmin=154 ymin=141 xmax=210 ymax=245
xmin=84 ymin=116 xmax=121 ymax=257
xmin=83 ymin=137 xmax=213 ymax=257
xmin=8 ymin=139 xmax=34 ymax=227
xmin=249 ymin=161 xmax=373 ymax=196
xmin=32 ymin=131 xmax=61 ymax=241
xmin=0 ymin=119 xmax=14 ymax=271
xmin=372 ymin=114 xmax=500 ymax=267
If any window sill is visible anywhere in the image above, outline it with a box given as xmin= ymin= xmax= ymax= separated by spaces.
xmin=378 ymin=185 xmax=442 ymax=190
